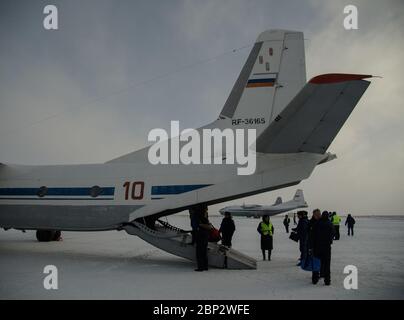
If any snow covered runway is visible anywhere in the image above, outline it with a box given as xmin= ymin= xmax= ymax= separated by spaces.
xmin=1 ymin=216 xmax=403 ymax=299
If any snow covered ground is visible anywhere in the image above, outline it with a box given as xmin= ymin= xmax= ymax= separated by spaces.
xmin=1 ymin=215 xmax=403 ymax=299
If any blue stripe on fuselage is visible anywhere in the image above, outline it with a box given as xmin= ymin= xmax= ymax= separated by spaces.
xmin=0 ymin=187 xmax=115 ymax=197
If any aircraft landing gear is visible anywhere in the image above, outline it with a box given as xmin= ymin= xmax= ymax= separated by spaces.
xmin=36 ymin=230 xmax=62 ymax=242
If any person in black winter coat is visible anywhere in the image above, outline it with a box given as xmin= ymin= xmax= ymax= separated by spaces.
xmin=219 ymin=212 xmax=236 ymax=247
xmin=189 ymin=207 xmax=200 ymax=245
xmin=283 ymin=214 xmax=290 ymax=233
xmin=345 ymin=214 xmax=356 ymax=236
xmin=309 ymin=210 xmax=335 ymax=285
xmin=293 ymin=211 xmax=309 ymax=266
xmin=195 ymin=205 xmax=213 ymax=272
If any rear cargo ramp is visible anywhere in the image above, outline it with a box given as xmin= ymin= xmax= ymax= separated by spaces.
xmin=123 ymin=220 xmax=256 ymax=270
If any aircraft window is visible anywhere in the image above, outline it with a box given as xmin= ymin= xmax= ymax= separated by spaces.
xmin=266 ymin=62 xmax=270 ymax=71
xmin=90 ymin=185 xmax=103 ymax=197
xmin=259 ymin=56 xmax=263 ymax=64
xmin=37 ymin=186 xmax=48 ymax=197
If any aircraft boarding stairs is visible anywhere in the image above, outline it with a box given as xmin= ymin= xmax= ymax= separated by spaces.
xmin=123 ymin=219 xmax=257 ymax=269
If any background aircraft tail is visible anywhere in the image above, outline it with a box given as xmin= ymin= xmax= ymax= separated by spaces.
xmin=293 ymin=189 xmax=304 ymax=203
xmin=273 ymin=196 xmax=282 ymax=205
xmin=218 ymin=29 xmax=306 ymax=137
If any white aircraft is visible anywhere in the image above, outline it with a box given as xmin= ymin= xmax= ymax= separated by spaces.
xmin=219 ymin=189 xmax=307 ymax=218
xmin=0 ymin=30 xmax=372 ymax=269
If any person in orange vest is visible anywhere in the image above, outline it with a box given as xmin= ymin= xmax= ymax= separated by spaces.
xmin=257 ymin=215 xmax=274 ymax=261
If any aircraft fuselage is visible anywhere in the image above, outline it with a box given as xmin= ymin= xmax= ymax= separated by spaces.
xmin=0 ymin=152 xmax=328 ymax=231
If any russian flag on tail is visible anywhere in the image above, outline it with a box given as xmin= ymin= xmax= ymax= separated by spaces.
xmin=246 ymin=73 xmax=277 ymax=88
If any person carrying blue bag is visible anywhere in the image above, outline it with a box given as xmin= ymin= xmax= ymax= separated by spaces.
xmin=294 ymin=211 xmax=309 ymax=266
xmin=307 ymin=209 xmax=335 ymax=285
xmin=300 ymin=210 xmax=321 ymax=272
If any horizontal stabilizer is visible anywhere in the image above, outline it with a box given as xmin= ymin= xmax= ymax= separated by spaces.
xmin=256 ymin=74 xmax=372 ymax=154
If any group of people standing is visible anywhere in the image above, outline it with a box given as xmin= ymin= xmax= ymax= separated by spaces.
xmin=293 ymin=210 xmax=334 ymax=285
xmin=292 ymin=210 xmax=356 ymax=285
xmin=284 ymin=211 xmax=356 ymax=239
xmin=189 ymin=204 xmax=356 ymax=286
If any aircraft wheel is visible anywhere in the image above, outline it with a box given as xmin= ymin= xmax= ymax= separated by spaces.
xmin=36 ymin=230 xmax=55 ymax=242
xmin=52 ymin=230 xmax=62 ymax=241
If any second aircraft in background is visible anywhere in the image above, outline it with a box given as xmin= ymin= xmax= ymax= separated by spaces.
xmin=219 ymin=190 xmax=307 ymax=218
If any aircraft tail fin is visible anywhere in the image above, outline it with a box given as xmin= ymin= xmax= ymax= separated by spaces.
xmin=107 ymin=30 xmax=308 ymax=164
xmin=273 ymin=196 xmax=282 ymax=205
xmin=218 ymin=29 xmax=306 ymax=136
xmin=293 ymin=189 xmax=304 ymax=203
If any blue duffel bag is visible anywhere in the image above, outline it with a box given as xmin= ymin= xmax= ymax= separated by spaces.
xmin=301 ymin=255 xmax=321 ymax=272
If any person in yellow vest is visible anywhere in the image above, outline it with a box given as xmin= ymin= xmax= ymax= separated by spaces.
xmin=257 ymin=215 xmax=274 ymax=261
xmin=331 ymin=212 xmax=341 ymax=240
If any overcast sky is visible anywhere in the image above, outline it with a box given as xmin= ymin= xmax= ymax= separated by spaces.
xmin=1 ymin=0 xmax=403 ymax=215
